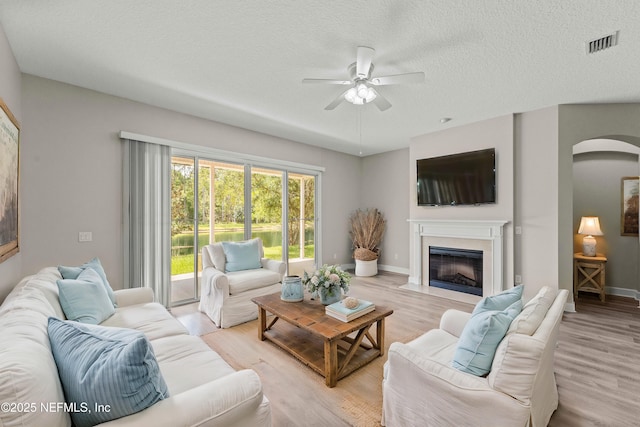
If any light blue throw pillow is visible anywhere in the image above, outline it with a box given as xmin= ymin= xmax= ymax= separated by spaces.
xmin=472 ymin=285 xmax=523 ymax=315
xmin=57 ymin=268 xmax=115 ymax=324
xmin=221 ymin=239 xmax=262 ymax=272
xmin=47 ymin=318 xmax=169 ymax=427
xmin=452 ymin=299 xmax=523 ymax=376
xmin=58 ymin=257 xmax=117 ymax=306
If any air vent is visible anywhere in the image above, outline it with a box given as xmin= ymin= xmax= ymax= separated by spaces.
xmin=586 ymin=31 xmax=619 ymax=54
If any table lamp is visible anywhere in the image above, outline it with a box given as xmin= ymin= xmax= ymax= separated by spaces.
xmin=578 ymin=216 xmax=603 ymax=257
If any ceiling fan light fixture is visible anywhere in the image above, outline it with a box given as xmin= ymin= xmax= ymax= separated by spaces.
xmin=344 ymin=87 xmax=358 ymax=103
xmin=364 ymin=88 xmax=376 ymax=103
xmin=356 ymin=83 xmax=369 ymax=98
xmin=345 ymin=83 xmax=376 ymax=105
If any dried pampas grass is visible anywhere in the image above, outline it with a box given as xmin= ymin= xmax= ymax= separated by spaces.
xmin=349 ymin=208 xmax=385 ymax=260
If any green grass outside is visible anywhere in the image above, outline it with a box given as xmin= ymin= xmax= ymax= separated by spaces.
xmin=171 ymin=222 xmax=314 ymax=275
xmin=171 ymin=244 xmax=315 ymax=275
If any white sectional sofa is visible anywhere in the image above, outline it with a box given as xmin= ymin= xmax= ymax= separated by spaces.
xmin=0 ymin=267 xmax=271 ymax=427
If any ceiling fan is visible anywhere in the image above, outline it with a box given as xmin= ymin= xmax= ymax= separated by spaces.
xmin=302 ymin=46 xmax=425 ymax=111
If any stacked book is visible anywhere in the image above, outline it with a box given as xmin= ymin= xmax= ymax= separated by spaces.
xmin=325 ymin=299 xmax=375 ymax=322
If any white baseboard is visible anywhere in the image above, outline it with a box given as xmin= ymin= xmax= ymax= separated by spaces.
xmin=342 ymin=263 xmax=355 ymax=271
xmin=377 ymin=264 xmax=410 ymax=275
xmin=605 ymin=286 xmax=640 ymax=300
xmin=341 ymin=263 xmax=410 ymax=276
xmin=564 ymin=302 xmax=576 ymax=313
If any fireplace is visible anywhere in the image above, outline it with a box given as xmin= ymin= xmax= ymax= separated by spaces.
xmin=404 ymin=219 xmax=508 ymax=303
xmin=429 ymin=246 xmax=483 ymax=296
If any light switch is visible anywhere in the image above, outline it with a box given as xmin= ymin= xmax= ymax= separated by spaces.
xmin=79 ymin=231 xmax=93 ymax=242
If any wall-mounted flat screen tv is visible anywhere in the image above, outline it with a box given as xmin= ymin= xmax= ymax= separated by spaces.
xmin=417 ymin=148 xmax=496 ymax=206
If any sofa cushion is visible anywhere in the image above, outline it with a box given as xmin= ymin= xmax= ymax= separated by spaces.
xmin=151 ymin=334 xmax=237 ymax=394
xmin=472 ymin=285 xmax=523 ymax=315
xmin=0 ymin=267 xmax=67 ymax=320
xmin=0 ymin=290 xmax=70 ymax=427
xmin=57 ymin=268 xmax=115 ymax=324
xmin=47 ymin=318 xmax=169 ymax=427
xmin=222 ymin=239 xmax=262 ymax=272
xmin=100 ymin=302 xmax=188 ymax=340
xmin=452 ymin=299 xmax=523 ymax=376
xmin=227 ymin=268 xmax=282 ymax=294
xmin=58 ymin=257 xmax=117 ymax=306
xmin=507 ymin=286 xmax=557 ymax=336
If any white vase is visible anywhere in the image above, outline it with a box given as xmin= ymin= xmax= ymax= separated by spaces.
xmin=355 ymin=259 xmax=378 ymax=277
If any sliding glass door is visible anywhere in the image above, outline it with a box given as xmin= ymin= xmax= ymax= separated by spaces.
xmin=170 ymin=156 xmax=198 ymax=304
xmin=251 ymin=167 xmax=283 ymax=261
xmin=287 ymin=172 xmax=315 ymax=276
xmin=170 ymin=153 xmax=318 ymax=306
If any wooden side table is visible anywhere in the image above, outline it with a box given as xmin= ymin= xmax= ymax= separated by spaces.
xmin=573 ymin=253 xmax=607 ymax=302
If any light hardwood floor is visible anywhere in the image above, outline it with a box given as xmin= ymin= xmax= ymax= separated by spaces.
xmin=171 ymin=272 xmax=640 ymax=427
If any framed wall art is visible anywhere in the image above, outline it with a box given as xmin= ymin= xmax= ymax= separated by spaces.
xmin=0 ymin=97 xmax=19 ymax=263
xmin=621 ymin=176 xmax=639 ymax=236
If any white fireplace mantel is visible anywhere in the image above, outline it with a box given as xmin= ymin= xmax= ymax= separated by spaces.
xmin=407 ymin=219 xmax=508 ymax=302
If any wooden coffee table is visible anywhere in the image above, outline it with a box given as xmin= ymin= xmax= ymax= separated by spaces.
xmin=251 ymin=293 xmax=393 ymax=387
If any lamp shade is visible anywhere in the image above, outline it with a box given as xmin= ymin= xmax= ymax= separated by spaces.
xmin=578 ymin=216 xmax=603 ymax=236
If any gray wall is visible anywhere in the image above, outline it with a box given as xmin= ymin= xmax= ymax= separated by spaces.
xmin=514 ymin=106 xmax=561 ymax=301
xmin=361 ymin=148 xmax=410 ymax=273
xmin=19 ymin=75 xmax=361 ymax=291
xmin=0 ymin=24 xmax=22 ymax=301
xmin=573 ymin=151 xmax=639 ymax=291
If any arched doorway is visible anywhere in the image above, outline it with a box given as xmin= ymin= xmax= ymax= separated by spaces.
xmin=572 ymin=138 xmax=640 ymax=307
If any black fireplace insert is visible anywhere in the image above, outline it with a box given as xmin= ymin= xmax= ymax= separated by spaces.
xmin=429 ymin=246 xmax=483 ymax=296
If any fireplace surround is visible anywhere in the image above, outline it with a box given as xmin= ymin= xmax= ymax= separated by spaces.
xmin=405 ymin=219 xmax=508 ymax=303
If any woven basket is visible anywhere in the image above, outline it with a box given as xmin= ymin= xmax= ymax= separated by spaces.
xmin=354 ymin=248 xmax=379 ymax=261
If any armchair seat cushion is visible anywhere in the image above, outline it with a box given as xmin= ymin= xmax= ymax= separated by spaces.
xmin=227 ymin=269 xmax=282 ymax=294
xmin=405 ymin=329 xmax=459 ymax=365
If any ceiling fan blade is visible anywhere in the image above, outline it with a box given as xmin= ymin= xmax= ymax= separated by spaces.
xmin=356 ymin=46 xmax=375 ymax=78
xmin=302 ymin=78 xmax=352 ymax=85
xmin=324 ymin=89 xmax=349 ymax=110
xmin=370 ymin=89 xmax=392 ymax=111
xmin=370 ymin=72 xmax=425 ymax=86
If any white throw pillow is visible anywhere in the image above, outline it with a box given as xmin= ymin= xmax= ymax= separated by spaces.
xmin=507 ymin=286 xmax=557 ymax=336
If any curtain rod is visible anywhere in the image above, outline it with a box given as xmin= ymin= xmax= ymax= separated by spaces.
xmin=119 ymin=131 xmax=326 ymax=173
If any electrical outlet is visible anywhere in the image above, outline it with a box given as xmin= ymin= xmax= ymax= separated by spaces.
xmin=78 ymin=231 xmax=93 ymax=242
xmin=333 ymin=253 xmax=337 ymax=259
xmin=515 ymin=226 xmax=522 ymax=235
xmin=515 ymin=275 xmax=522 ymax=284
xmin=394 ymin=253 xmax=398 ymax=260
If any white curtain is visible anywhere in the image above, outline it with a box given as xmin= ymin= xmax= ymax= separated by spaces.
xmin=123 ymin=138 xmax=171 ymax=307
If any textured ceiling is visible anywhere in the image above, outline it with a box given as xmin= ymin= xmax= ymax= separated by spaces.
xmin=1 ymin=1 xmax=639 ymax=156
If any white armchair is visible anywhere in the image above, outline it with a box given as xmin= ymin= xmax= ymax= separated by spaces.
xmin=198 ymin=238 xmax=285 ymax=328
xmin=382 ymin=287 xmax=568 ymax=427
